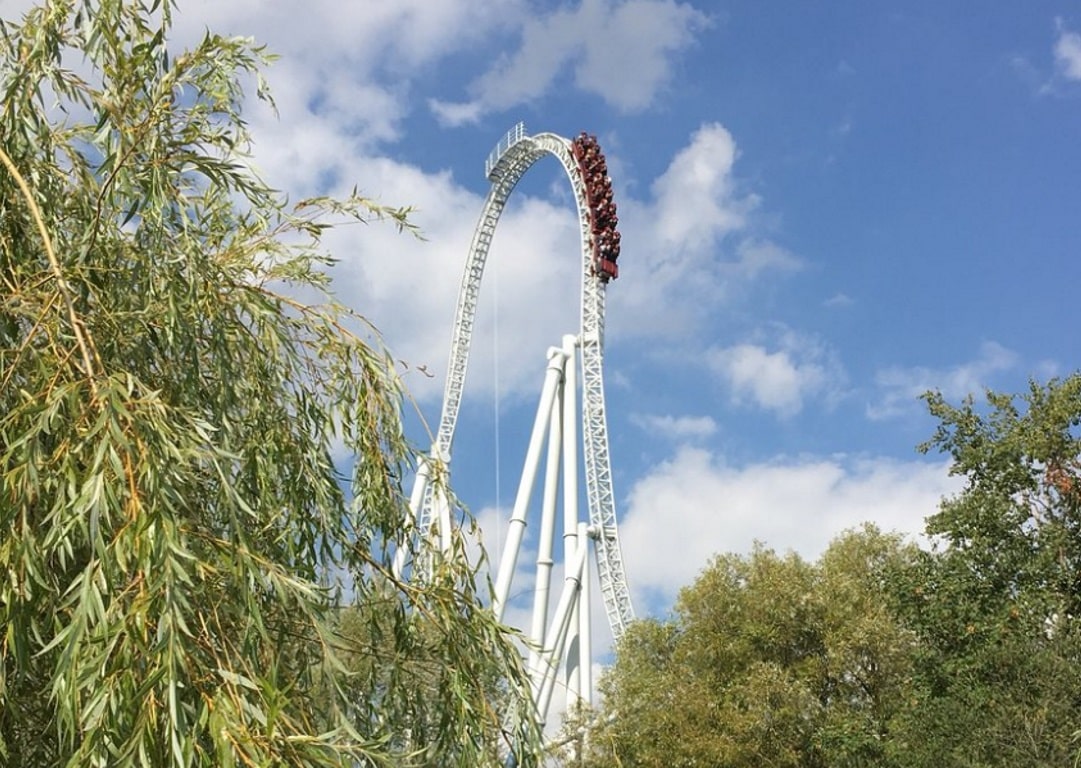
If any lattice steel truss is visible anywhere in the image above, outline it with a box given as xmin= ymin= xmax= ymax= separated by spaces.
xmin=403 ymin=125 xmax=635 ymax=722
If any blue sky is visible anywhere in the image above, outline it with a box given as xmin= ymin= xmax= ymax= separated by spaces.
xmin=164 ymin=0 xmax=1081 ymax=612
xmin=15 ymin=0 xmax=1080 ymax=674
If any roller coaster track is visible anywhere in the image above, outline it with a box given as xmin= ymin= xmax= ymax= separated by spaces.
xmin=415 ymin=123 xmax=634 ymax=641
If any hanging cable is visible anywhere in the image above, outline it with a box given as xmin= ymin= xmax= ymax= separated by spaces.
xmin=493 ymin=238 xmax=502 ymax=559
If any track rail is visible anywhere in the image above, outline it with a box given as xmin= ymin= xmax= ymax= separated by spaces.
xmin=420 ymin=124 xmax=634 ymax=638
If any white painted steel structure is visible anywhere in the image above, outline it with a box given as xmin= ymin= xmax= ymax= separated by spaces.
xmin=402 ymin=124 xmax=634 ymax=726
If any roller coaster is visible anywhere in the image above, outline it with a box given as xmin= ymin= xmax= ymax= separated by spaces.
xmin=399 ymin=123 xmax=634 ymax=741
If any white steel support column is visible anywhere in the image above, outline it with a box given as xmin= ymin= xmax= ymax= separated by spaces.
xmin=413 ymin=125 xmax=634 ymax=640
xmin=527 ymin=384 xmax=563 ymax=676
xmin=561 ymin=336 xmax=582 ymax=708
xmin=535 ymin=522 xmax=590 ymax=726
xmin=404 ymin=126 xmax=639 ymax=763
xmin=393 ymin=455 xmax=431 ymax=578
xmin=493 ymin=347 xmax=568 ymax=622
xmin=578 ymin=526 xmax=593 ymax=708
xmin=436 ymin=485 xmax=453 ymax=555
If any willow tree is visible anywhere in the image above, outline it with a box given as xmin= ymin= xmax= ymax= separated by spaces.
xmin=0 ymin=2 xmax=537 ymax=765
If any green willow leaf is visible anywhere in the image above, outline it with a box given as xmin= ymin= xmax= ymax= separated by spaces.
xmin=0 ymin=2 xmax=540 ymax=766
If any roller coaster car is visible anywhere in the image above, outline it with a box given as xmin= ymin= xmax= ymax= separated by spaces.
xmin=594 ymin=257 xmax=619 ymax=281
xmin=571 ymin=138 xmax=588 ymax=163
xmin=574 ymin=135 xmax=620 ymax=282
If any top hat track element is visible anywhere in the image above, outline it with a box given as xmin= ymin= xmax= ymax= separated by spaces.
xmin=417 ymin=124 xmax=634 ymax=639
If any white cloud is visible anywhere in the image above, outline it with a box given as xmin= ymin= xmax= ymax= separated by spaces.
xmin=619 ymin=447 xmax=958 ymax=603
xmin=706 ymin=328 xmax=846 ymax=417
xmin=651 ymin=122 xmax=747 ymax=249
xmin=575 ymin=0 xmax=710 ymax=111
xmin=428 ymin=98 xmax=485 ymax=127
xmin=631 ymin=413 xmax=718 ymax=440
xmin=732 ymin=238 xmax=802 ymax=278
xmin=824 ymin=292 xmax=854 ymax=308
xmin=175 ymin=0 xmax=521 ymax=148
xmin=1054 ymin=21 xmax=1081 ymax=81
xmin=610 ymin=123 xmax=800 ymax=338
xmin=299 ymin=120 xmax=800 ymax=409
xmin=710 ymin=345 xmax=818 ymax=416
xmin=432 ymin=0 xmax=709 ymax=125
xmin=14 ymin=5 xmax=795 ymax=411
xmin=181 ymin=0 xmax=513 ymax=72
xmin=311 ymin=156 xmax=583 ymax=407
xmin=195 ymin=47 xmax=583 ymax=408
xmin=869 ymin=341 xmax=1018 ymax=420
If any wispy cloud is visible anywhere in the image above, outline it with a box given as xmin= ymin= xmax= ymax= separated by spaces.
xmin=631 ymin=413 xmax=718 ymax=440
xmin=1054 ymin=19 xmax=1081 ymax=81
xmin=431 ymin=0 xmax=709 ymax=126
xmin=868 ymin=341 xmax=1018 ymax=420
xmin=706 ymin=328 xmax=846 ymax=418
xmin=176 ymin=0 xmax=519 ymax=149
xmin=1025 ymin=18 xmax=1081 ymax=95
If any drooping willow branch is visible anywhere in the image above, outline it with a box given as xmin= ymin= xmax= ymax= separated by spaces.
xmin=0 ymin=144 xmax=101 ymax=399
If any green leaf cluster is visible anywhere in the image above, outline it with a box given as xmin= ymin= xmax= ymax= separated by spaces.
xmin=0 ymin=2 xmax=538 ymax=766
xmin=886 ymin=378 xmax=1081 ymax=767
xmin=580 ymin=376 xmax=1081 ymax=768
xmin=580 ymin=527 xmax=918 ymax=768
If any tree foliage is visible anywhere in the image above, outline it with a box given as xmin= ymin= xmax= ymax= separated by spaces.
xmin=582 ymin=527 xmax=919 ymax=768
xmin=0 ymin=2 xmax=538 ymax=765
xmin=884 ymin=377 xmax=1081 ymax=767
xmin=583 ymin=376 xmax=1081 ymax=767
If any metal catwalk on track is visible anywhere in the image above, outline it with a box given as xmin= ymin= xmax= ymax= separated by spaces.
xmin=398 ymin=124 xmax=634 ymax=730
